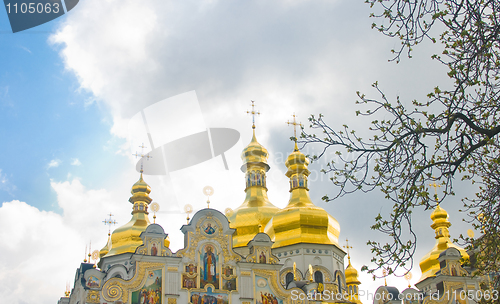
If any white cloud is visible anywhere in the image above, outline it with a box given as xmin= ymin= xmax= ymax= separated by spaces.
xmin=0 ymin=178 xmax=126 ymax=304
xmin=71 ymin=158 xmax=81 ymax=166
xmin=47 ymin=159 xmax=61 ymax=169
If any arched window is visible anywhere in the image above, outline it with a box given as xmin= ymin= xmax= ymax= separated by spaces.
xmin=292 ymin=176 xmax=298 ymax=188
xmin=336 ymin=274 xmax=343 ymax=291
xmin=314 ymin=270 xmax=323 ymax=283
xmin=285 ymin=272 xmax=294 ymax=288
xmin=251 ymin=171 xmax=256 ymax=186
xmin=257 ymin=171 xmax=261 ymax=185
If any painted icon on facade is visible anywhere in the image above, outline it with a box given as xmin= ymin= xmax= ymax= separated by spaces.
xmin=190 ymin=287 xmax=228 ymax=304
xmin=131 ymin=269 xmax=162 ymax=304
xmin=200 ymin=244 xmax=218 ymax=288
xmin=255 ymin=276 xmax=283 ymax=304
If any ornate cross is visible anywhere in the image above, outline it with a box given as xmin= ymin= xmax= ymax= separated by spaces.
xmin=246 ymin=100 xmax=260 ymax=129
xmin=343 ymin=238 xmax=352 ymax=260
xmin=429 ymin=177 xmax=442 ymax=202
xmin=103 ymin=213 xmax=117 ymax=236
xmin=286 ymin=113 xmax=303 ymax=140
xmin=133 ymin=143 xmax=152 ymax=173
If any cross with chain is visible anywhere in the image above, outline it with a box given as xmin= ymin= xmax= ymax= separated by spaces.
xmin=246 ymin=100 xmax=260 ymax=129
xmin=286 ymin=113 xmax=303 ymax=140
xmin=133 ymin=143 xmax=152 ymax=173
xmin=102 ymin=213 xmax=117 ymax=236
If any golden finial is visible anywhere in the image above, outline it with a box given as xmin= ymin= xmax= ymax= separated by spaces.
xmin=88 ymin=241 xmax=92 ymax=263
xmin=203 ymin=186 xmax=214 ymax=208
xmin=65 ymin=282 xmax=70 ymax=297
xmin=84 ymin=245 xmax=87 ymax=262
xmin=293 ymin=262 xmax=297 ymax=281
xmin=91 ymin=250 xmax=99 ymax=268
xmin=103 ymin=213 xmax=117 ymax=237
xmin=133 ymin=143 xmax=152 ymax=174
xmin=257 ymin=213 xmax=264 ymax=233
xmin=467 ymin=229 xmax=475 ymax=238
xmin=150 ymin=202 xmax=160 ymax=223
xmin=343 ymin=238 xmax=352 ymax=261
xmin=184 ymin=204 xmax=193 ymax=224
xmin=246 ymin=100 xmax=260 ymax=130
xmin=382 ymin=268 xmax=388 ymax=286
xmin=308 ymin=264 xmax=314 ymax=282
xmin=404 ymin=272 xmax=413 ymax=288
xmin=429 ymin=177 xmax=441 ymax=202
xmin=286 ymin=113 xmax=303 ymax=140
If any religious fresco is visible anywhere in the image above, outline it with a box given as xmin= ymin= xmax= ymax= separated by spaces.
xmin=255 ymin=276 xmax=283 ymax=304
xmin=182 ymin=274 xmax=197 ymax=289
xmin=86 ymin=275 xmax=100 ymax=288
xmin=222 ymin=277 xmax=236 ymax=291
xmin=150 ymin=243 xmax=159 ymax=256
xmin=201 ymin=219 xmax=217 ymax=236
xmin=258 ymin=250 xmax=267 ymax=264
xmin=200 ymin=244 xmax=219 ymax=288
xmin=131 ymin=269 xmax=162 ymax=304
xmin=185 ymin=264 xmax=197 ymax=274
xmin=190 ymin=287 xmax=229 ymax=304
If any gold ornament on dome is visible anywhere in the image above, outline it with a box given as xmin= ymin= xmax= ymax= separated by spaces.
xmin=404 ymin=272 xmax=412 ymax=287
xmin=150 ymin=202 xmax=160 ymax=223
xmin=203 ymin=186 xmax=214 ymax=208
xmin=184 ymin=204 xmax=193 ymax=224
xmin=467 ymin=229 xmax=475 ymax=238
xmin=224 ymin=208 xmax=233 ymax=218
xmin=91 ymin=250 xmax=99 ymax=267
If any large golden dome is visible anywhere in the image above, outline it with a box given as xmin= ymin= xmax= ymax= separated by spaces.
xmin=264 ymin=143 xmax=340 ymax=248
xmin=228 ymin=129 xmax=280 ymax=248
xmin=418 ymin=204 xmax=468 ymax=282
xmin=101 ymin=174 xmax=169 ymax=258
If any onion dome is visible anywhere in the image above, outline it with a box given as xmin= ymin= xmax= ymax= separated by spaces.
xmin=103 ymin=174 xmax=169 ymax=257
xmin=264 ymin=143 xmax=340 ymax=248
xmin=418 ymin=204 xmax=468 ymax=282
xmin=345 ymin=260 xmax=360 ymax=285
xmin=345 ymin=257 xmax=362 ymax=303
xmin=228 ymin=129 xmax=280 ymax=248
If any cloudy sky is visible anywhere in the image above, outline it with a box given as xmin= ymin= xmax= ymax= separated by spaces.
xmin=0 ymin=1 xmax=476 ymax=303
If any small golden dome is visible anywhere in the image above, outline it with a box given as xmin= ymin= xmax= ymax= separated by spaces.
xmin=418 ymin=204 xmax=469 ymax=282
xmin=103 ymin=174 xmax=153 ymax=257
xmin=240 ymin=130 xmax=270 ymax=171
xmin=430 ymin=204 xmax=448 ymax=221
xmin=229 ymin=129 xmax=280 ymax=248
xmin=345 ymin=260 xmax=360 ymax=285
xmin=265 ymin=143 xmax=340 ymax=248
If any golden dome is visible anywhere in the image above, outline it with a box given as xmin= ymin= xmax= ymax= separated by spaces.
xmin=103 ymin=174 xmax=158 ymax=257
xmin=229 ymin=129 xmax=280 ymax=248
xmin=345 ymin=260 xmax=360 ymax=285
xmin=240 ymin=130 xmax=270 ymax=170
xmin=264 ymin=144 xmax=340 ymax=248
xmin=99 ymin=236 xmax=111 ymax=258
xmin=418 ymin=204 xmax=469 ymax=282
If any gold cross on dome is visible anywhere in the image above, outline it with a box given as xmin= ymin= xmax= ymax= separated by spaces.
xmin=246 ymin=100 xmax=260 ymax=129
xmin=102 ymin=213 xmax=117 ymax=236
xmin=343 ymin=238 xmax=352 ymax=260
xmin=133 ymin=143 xmax=152 ymax=173
xmin=429 ymin=177 xmax=441 ymax=200
xmin=286 ymin=113 xmax=303 ymax=140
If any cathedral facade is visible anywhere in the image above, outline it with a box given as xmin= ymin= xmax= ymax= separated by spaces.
xmin=58 ymin=120 xmax=494 ymax=304
xmin=58 ymin=125 xmax=363 ymax=304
